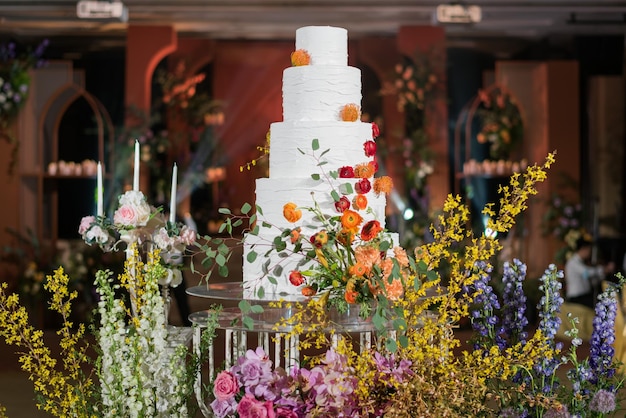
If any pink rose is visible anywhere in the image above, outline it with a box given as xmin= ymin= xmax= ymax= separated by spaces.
xmin=213 ymin=370 xmax=239 ymax=401
xmin=276 ymin=407 xmax=298 ymax=418
xmin=237 ymin=394 xmax=275 ymax=418
xmin=180 ymin=226 xmax=197 ymax=245
xmin=114 ymin=204 xmax=139 ymax=227
xmin=79 ymin=216 xmax=95 ymax=235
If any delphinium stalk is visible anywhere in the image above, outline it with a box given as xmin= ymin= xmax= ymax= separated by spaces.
xmin=467 ymin=261 xmax=506 ymax=351
xmin=530 ymin=264 xmax=566 ymax=416
xmin=501 ymin=259 xmax=529 ymax=346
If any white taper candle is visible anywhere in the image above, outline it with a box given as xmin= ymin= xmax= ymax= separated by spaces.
xmin=97 ymin=161 xmax=103 ymax=217
xmin=169 ymin=163 xmax=178 ymax=223
xmin=133 ymin=140 xmax=140 ymax=191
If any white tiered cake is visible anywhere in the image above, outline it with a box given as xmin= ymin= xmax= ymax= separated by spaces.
xmin=243 ymin=26 xmax=389 ymax=296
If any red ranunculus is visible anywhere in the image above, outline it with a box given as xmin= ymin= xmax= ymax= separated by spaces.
xmin=363 ymin=140 xmax=377 ymax=157
xmin=289 ymin=271 xmax=305 ymax=286
xmin=369 ymin=159 xmax=379 ymax=174
xmin=361 ymin=220 xmax=383 ymax=241
xmin=334 ymin=196 xmax=350 ymax=212
xmin=372 ymin=122 xmax=380 ymax=139
xmin=355 ymin=178 xmax=371 ymax=194
xmin=338 ymin=166 xmax=355 ymax=178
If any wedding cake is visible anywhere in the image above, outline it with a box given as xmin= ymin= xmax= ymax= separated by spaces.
xmin=243 ymin=26 xmax=389 ymax=297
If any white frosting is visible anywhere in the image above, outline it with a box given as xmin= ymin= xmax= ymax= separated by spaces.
xmin=283 ymin=66 xmax=361 ymax=122
xmin=269 ymin=121 xmax=373 ymax=179
xmin=295 ymin=26 xmax=347 ymax=66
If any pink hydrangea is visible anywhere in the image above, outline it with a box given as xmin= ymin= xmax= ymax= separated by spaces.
xmin=78 ymin=215 xmax=95 ymax=235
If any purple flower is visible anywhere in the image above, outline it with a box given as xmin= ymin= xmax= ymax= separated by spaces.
xmin=233 ymin=347 xmax=273 ymax=388
xmin=543 ymin=405 xmax=570 ymax=418
xmin=275 ymin=406 xmax=299 ymax=418
xmin=467 ymin=261 xmax=506 ymax=351
xmin=501 ymin=259 xmax=529 ymax=345
xmin=589 ymin=289 xmax=618 ymax=383
xmin=589 ymin=389 xmax=616 ymax=413
xmin=210 ymin=397 xmax=237 ymax=418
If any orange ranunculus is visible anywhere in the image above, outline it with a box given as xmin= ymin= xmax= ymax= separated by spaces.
xmin=283 ymin=202 xmax=302 ymax=223
xmin=341 ymin=209 xmax=362 ymax=231
xmin=345 ymin=280 xmax=358 ymax=304
xmin=352 ymin=194 xmax=368 ymax=211
xmin=355 ymin=245 xmax=381 ymax=269
xmin=477 ymin=132 xmax=486 ymax=143
xmin=289 ymin=270 xmax=305 ymax=286
xmin=349 ymin=262 xmax=369 ymax=278
xmin=354 ymin=163 xmax=375 ymax=179
xmin=385 ymin=278 xmax=404 ymax=301
xmin=361 ymin=220 xmax=383 ymax=241
xmin=291 ymin=49 xmax=311 ymax=66
xmin=336 ymin=229 xmax=354 ymax=246
xmin=314 ymin=230 xmax=329 ymax=246
xmin=373 ymin=176 xmax=393 ymax=196
xmin=345 ymin=289 xmax=358 ymax=304
xmin=290 ymin=227 xmax=301 ymax=244
xmin=301 ymin=286 xmax=317 ymax=297
xmin=340 ymin=103 xmax=360 ymax=122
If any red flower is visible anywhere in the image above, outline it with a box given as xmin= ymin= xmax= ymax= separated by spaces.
xmin=301 ymin=286 xmax=317 ymax=297
xmin=334 ymin=196 xmax=350 ymax=212
xmin=339 ymin=166 xmax=355 ymax=178
xmin=355 ymin=178 xmax=371 ymax=194
xmin=363 ymin=140 xmax=377 ymax=157
xmin=372 ymin=122 xmax=380 ymax=139
xmin=361 ymin=220 xmax=383 ymax=241
xmin=289 ymin=271 xmax=305 ymax=286
xmin=369 ymin=159 xmax=379 ymax=174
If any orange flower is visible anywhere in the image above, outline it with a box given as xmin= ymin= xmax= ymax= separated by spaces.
xmin=301 ymin=286 xmax=317 ymax=297
xmin=393 ymin=246 xmax=409 ymax=267
xmin=352 ymin=194 xmax=368 ymax=211
xmin=283 ymin=202 xmax=302 ymax=223
xmin=291 ymin=49 xmax=311 ymax=66
xmin=354 ymin=163 xmax=375 ymax=179
xmin=384 ymin=278 xmax=404 ymax=301
xmin=361 ymin=220 xmax=383 ymax=241
xmin=373 ymin=176 xmax=393 ymax=196
xmin=289 ymin=227 xmax=301 ymax=244
xmin=345 ymin=289 xmax=358 ymax=304
xmin=477 ymin=132 xmax=486 ymax=144
xmin=367 ymin=279 xmax=381 ymax=296
xmin=340 ymin=103 xmax=360 ymax=122
xmin=336 ymin=230 xmax=354 ymax=246
xmin=314 ymin=230 xmax=329 ymax=246
xmin=349 ymin=262 xmax=369 ymax=278
xmin=355 ymin=245 xmax=381 ymax=269
xmin=345 ymin=280 xmax=358 ymax=304
xmin=341 ymin=209 xmax=363 ymax=231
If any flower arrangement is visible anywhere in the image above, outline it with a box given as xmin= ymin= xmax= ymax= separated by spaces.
xmin=476 ymin=86 xmax=524 ymax=161
xmin=241 ymin=124 xmax=399 ymax=318
xmin=0 ymin=39 xmax=48 ymax=173
xmin=541 ymin=191 xmax=586 ymax=265
xmin=383 ymin=56 xmax=440 ymax=113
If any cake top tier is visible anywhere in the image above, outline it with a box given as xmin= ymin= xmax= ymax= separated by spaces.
xmin=295 ymin=26 xmax=347 ymax=66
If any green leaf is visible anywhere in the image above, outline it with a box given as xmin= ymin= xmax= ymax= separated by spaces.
xmin=251 ymin=225 xmax=260 ymax=235
xmin=414 ymin=278 xmax=421 ymax=291
xmin=238 ymin=299 xmax=251 ymax=313
xmin=273 ymin=236 xmax=286 ymax=252
xmin=426 ymin=270 xmax=438 ymax=281
xmin=218 ymin=207 xmax=232 ymax=215
xmin=241 ymin=202 xmax=252 ymax=214
xmin=320 ymin=148 xmax=330 ymax=157
xmin=232 ymin=219 xmax=243 ymax=228
xmin=297 ymin=148 xmax=305 ymax=154
xmin=268 ymin=276 xmax=278 ymax=285
xmin=216 ymin=253 xmax=226 ymax=266
xmin=329 ymin=170 xmax=338 ymax=179
xmin=250 ymin=304 xmax=264 ymax=314
xmin=242 ymin=316 xmax=254 ymax=330
xmin=312 ymin=138 xmax=319 ymax=150
xmin=393 ymin=317 xmax=407 ymax=331
xmin=311 ymin=173 xmax=321 ymax=181
xmin=257 ymin=286 xmax=265 ymax=299
xmin=256 ymin=205 xmax=264 ymax=216
xmin=262 ymin=221 xmax=272 ymax=228
xmin=218 ymin=265 xmax=229 ymax=277
xmin=385 ymin=338 xmax=398 ymax=353
xmin=398 ymin=335 xmax=409 ymax=348
xmin=273 ymin=265 xmax=283 ymax=276
xmin=249 ymin=213 xmax=257 ymax=227
xmin=218 ymin=222 xmax=228 ymax=234
xmin=246 ymin=251 xmax=257 ymax=263
xmin=330 ymin=190 xmax=340 ymax=202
